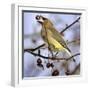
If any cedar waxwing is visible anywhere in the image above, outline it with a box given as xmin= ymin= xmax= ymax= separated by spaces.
xmin=36 ymin=15 xmax=75 ymax=61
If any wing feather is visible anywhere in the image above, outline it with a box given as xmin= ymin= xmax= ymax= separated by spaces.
xmin=49 ymin=27 xmax=71 ymax=52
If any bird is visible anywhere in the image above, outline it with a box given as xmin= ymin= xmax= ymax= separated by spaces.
xmin=35 ymin=15 xmax=75 ymax=61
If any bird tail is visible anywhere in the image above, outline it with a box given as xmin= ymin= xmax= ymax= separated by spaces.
xmin=65 ymin=48 xmax=76 ymax=62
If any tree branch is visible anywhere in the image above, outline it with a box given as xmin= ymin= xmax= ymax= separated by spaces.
xmin=66 ymin=53 xmax=80 ymax=61
xmin=24 ymin=50 xmax=80 ymax=61
xmin=60 ymin=17 xmax=80 ymax=34
xmin=24 ymin=43 xmax=45 ymax=52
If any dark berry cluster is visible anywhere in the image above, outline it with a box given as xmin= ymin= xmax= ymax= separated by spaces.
xmin=37 ymin=58 xmax=44 ymax=69
xmin=46 ymin=63 xmax=54 ymax=68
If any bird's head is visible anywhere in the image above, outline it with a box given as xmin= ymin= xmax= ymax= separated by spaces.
xmin=36 ymin=15 xmax=53 ymax=27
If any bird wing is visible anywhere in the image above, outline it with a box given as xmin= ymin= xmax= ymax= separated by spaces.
xmin=49 ymin=27 xmax=71 ymax=52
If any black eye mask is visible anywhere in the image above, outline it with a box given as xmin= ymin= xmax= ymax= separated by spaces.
xmin=36 ymin=15 xmax=40 ymax=20
xmin=42 ymin=17 xmax=47 ymax=20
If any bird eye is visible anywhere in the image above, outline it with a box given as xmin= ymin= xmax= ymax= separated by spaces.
xmin=36 ymin=15 xmax=40 ymax=20
xmin=42 ymin=17 xmax=46 ymax=20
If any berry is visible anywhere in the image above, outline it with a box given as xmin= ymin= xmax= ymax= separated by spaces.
xmin=46 ymin=63 xmax=51 ymax=68
xmin=52 ymin=69 xmax=59 ymax=76
xmin=37 ymin=58 xmax=42 ymax=64
xmin=46 ymin=63 xmax=54 ymax=68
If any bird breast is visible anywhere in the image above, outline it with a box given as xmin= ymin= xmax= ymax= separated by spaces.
xmin=41 ymin=27 xmax=47 ymax=42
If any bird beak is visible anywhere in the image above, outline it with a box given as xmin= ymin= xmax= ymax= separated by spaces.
xmin=37 ymin=21 xmax=43 ymax=24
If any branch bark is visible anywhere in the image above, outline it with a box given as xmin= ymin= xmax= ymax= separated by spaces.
xmin=24 ymin=50 xmax=80 ymax=61
xmin=60 ymin=17 xmax=80 ymax=34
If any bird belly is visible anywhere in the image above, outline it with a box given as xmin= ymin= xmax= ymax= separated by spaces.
xmin=47 ymin=35 xmax=64 ymax=51
xmin=41 ymin=29 xmax=67 ymax=52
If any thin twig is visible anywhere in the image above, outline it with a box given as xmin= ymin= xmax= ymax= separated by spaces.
xmin=71 ymin=63 xmax=80 ymax=75
xmin=60 ymin=17 xmax=80 ymax=34
xmin=66 ymin=53 xmax=80 ymax=60
xmin=67 ymin=39 xmax=80 ymax=44
xmin=24 ymin=50 xmax=80 ymax=61
xmin=24 ymin=43 xmax=45 ymax=52
xmin=66 ymin=63 xmax=80 ymax=75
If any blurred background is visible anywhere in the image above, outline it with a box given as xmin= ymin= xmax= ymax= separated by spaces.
xmin=23 ymin=11 xmax=80 ymax=77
